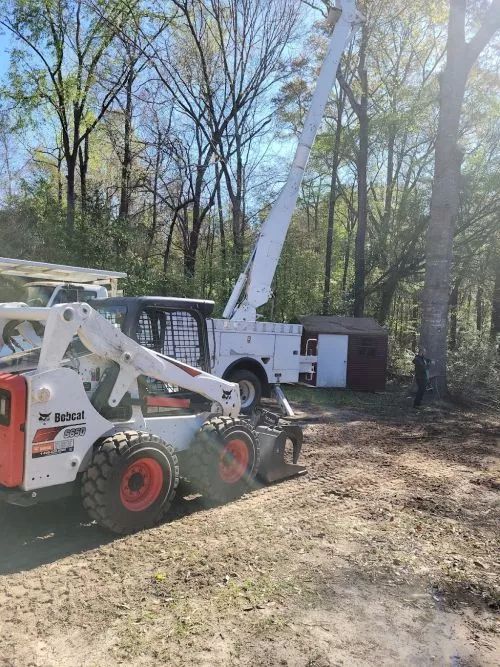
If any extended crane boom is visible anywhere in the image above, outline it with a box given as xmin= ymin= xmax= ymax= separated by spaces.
xmin=223 ymin=0 xmax=361 ymax=322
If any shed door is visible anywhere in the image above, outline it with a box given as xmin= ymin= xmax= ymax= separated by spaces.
xmin=316 ymin=334 xmax=348 ymax=388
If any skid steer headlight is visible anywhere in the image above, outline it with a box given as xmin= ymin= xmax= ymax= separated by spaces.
xmin=0 ymin=389 xmax=11 ymax=426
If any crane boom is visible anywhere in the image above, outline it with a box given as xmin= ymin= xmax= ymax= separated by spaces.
xmin=223 ymin=0 xmax=360 ymax=322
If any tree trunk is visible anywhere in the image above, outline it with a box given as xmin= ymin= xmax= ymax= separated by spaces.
xmin=374 ymin=128 xmax=397 ymax=325
xmin=353 ymin=25 xmax=368 ymax=318
xmin=215 ymin=164 xmax=229 ymax=303
xmin=323 ymin=92 xmax=344 ymax=315
xmin=411 ymin=299 xmax=419 ymax=350
xmin=57 ymin=145 xmax=63 ymax=205
xmin=119 ymin=65 xmax=134 ymax=220
xmin=66 ymin=155 xmax=77 ymax=233
xmin=78 ymin=135 xmax=89 ymax=212
xmin=0 ymin=131 xmax=13 ymax=199
xmin=476 ymin=285 xmax=483 ymax=332
xmin=449 ymin=276 xmax=461 ymax=350
xmin=377 ymin=275 xmax=398 ymax=325
xmin=184 ymin=230 xmax=198 ymax=281
xmin=215 ymin=163 xmax=226 ymax=264
xmin=420 ymin=0 xmax=500 ymax=394
xmin=183 ymin=171 xmax=204 ymax=280
xmin=163 ymin=214 xmax=178 ymax=274
xmin=145 ymin=134 xmax=161 ymax=263
xmin=420 ymin=78 xmax=466 ymax=392
xmin=342 ymin=227 xmax=352 ymax=295
xmin=491 ymin=246 xmax=500 ymax=343
xmin=231 ymin=127 xmax=245 ymax=267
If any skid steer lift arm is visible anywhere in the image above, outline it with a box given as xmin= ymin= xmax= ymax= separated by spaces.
xmin=223 ymin=0 xmax=361 ymax=322
xmin=0 ymin=303 xmax=241 ymax=417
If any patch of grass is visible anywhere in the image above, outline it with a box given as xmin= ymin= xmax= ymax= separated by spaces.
xmin=114 ymin=623 xmax=145 ymax=660
xmin=219 ymin=576 xmax=289 ymax=610
xmin=284 ymin=385 xmax=399 ymax=410
xmin=253 ymin=612 xmax=290 ymax=632
xmin=221 ymin=579 xmax=278 ymax=604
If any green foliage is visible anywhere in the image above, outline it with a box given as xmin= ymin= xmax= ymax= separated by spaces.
xmin=0 ymin=0 xmax=498 ymax=401
xmin=0 ymin=177 xmax=64 ymax=259
xmin=387 ymin=337 xmax=416 ymax=378
xmin=448 ymin=332 xmax=500 ymax=407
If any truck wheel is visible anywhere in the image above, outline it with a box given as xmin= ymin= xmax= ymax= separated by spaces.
xmin=81 ymin=431 xmax=179 ymax=534
xmin=227 ymin=369 xmax=262 ymax=413
xmin=188 ymin=416 xmax=260 ymax=502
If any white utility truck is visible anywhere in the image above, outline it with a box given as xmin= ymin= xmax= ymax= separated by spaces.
xmin=0 ymin=257 xmax=126 ymax=355
xmin=0 ymin=1 xmax=360 ymax=414
xmin=0 ymin=256 xmax=125 ymax=306
xmin=207 ymin=1 xmax=361 ymax=412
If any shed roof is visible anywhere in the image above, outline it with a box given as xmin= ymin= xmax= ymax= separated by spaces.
xmin=301 ymin=315 xmax=387 ymax=337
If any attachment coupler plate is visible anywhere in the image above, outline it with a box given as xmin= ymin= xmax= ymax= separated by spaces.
xmin=256 ymin=423 xmax=307 ymax=484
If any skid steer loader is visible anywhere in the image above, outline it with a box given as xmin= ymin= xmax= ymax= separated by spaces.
xmin=0 ymin=297 xmax=305 ymax=534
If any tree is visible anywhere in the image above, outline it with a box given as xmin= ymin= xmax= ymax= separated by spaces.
xmin=143 ymin=0 xmax=300 ymax=279
xmin=0 ymin=0 xmax=137 ymax=231
xmin=0 ymin=111 xmax=22 ymax=202
xmin=420 ymin=0 xmax=500 ymax=394
xmin=337 ymin=18 xmax=369 ymax=317
xmin=322 ymin=82 xmax=347 ymax=314
xmin=491 ymin=238 xmax=500 ymax=344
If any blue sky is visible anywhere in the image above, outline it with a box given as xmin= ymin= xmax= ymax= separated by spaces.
xmin=0 ymin=33 xmax=11 ymax=79
xmin=0 ymin=7 xmax=318 ymax=200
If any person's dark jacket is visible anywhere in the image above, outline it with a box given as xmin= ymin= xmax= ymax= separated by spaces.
xmin=412 ymin=354 xmax=430 ymax=381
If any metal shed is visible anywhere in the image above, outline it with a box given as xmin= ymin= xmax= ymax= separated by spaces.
xmin=300 ymin=316 xmax=388 ymax=391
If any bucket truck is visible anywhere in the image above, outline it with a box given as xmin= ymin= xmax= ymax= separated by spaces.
xmin=208 ymin=0 xmax=361 ymax=411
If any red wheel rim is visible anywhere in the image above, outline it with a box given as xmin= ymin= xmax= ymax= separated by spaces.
xmin=219 ymin=439 xmax=249 ymax=484
xmin=120 ymin=457 xmax=164 ymax=511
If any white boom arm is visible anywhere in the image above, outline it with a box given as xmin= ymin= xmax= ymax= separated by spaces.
xmin=223 ymin=0 xmax=360 ymax=322
xmin=0 ymin=303 xmax=241 ymax=417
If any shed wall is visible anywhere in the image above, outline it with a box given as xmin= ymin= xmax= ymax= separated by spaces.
xmin=347 ymin=335 xmax=387 ymax=391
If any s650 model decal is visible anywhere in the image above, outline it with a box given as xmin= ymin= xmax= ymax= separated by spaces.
xmin=63 ymin=426 xmax=86 ymax=438
xmin=32 ymin=423 xmax=86 ymax=444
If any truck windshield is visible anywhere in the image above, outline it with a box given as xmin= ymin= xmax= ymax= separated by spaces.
xmin=25 ymin=285 xmax=54 ymax=306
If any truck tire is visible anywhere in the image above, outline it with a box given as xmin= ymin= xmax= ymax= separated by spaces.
xmin=81 ymin=431 xmax=179 ymax=534
xmin=188 ymin=416 xmax=260 ymax=502
xmin=227 ymin=369 xmax=262 ymax=413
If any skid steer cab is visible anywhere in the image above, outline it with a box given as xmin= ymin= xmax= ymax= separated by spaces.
xmin=0 ymin=298 xmax=305 ymax=534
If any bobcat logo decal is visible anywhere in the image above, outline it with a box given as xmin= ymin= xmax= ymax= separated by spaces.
xmin=222 ymin=390 xmax=232 ymax=401
xmin=38 ymin=412 xmax=51 ymax=424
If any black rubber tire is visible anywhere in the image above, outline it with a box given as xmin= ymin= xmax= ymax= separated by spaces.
xmin=227 ymin=369 xmax=262 ymax=414
xmin=81 ymin=431 xmax=179 ymax=534
xmin=188 ymin=416 xmax=260 ymax=502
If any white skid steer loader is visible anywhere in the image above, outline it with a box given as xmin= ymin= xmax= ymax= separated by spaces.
xmin=0 ymin=297 xmax=305 ymax=533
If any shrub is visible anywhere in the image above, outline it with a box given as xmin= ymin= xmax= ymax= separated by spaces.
xmin=448 ymin=332 xmax=500 ymax=407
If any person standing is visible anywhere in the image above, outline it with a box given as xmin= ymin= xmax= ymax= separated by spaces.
xmin=412 ymin=347 xmax=431 ymax=408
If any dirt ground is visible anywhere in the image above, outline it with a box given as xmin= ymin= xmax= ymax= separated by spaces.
xmin=0 ymin=396 xmax=499 ymax=667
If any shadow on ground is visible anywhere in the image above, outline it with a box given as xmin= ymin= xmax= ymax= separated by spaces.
xmin=0 ymin=482 xmax=215 ymax=576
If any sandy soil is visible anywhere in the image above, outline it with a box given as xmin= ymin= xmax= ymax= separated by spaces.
xmin=0 ymin=401 xmax=498 ymax=666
